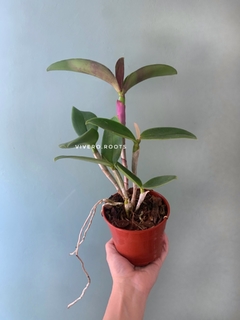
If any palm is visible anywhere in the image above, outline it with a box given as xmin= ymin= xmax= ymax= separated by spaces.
xmin=106 ymin=233 xmax=168 ymax=294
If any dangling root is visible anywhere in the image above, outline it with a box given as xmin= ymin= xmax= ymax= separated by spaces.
xmin=67 ymin=198 xmax=123 ymax=309
xmin=67 ymin=255 xmax=91 ymax=308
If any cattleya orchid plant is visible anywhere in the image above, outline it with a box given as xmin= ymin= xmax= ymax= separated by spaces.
xmin=47 ymin=57 xmax=196 ymax=307
xmin=48 ymin=57 xmax=196 ymax=216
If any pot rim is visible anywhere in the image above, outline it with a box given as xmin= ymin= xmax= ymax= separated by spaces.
xmin=102 ymin=190 xmax=170 ymax=234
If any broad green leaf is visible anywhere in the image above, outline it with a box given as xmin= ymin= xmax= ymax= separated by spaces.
xmin=87 ymin=118 xmax=136 ymax=141
xmin=143 ymin=175 xmax=177 ymax=189
xmin=141 ymin=127 xmax=197 ymax=140
xmin=47 ymin=58 xmax=120 ymax=92
xmin=123 ymin=64 xmax=177 ymax=93
xmin=54 ymin=155 xmax=112 ymax=166
xmin=71 ymin=107 xmax=98 ymax=136
xmin=101 ymin=117 xmax=123 ymax=164
xmin=59 ymin=128 xmax=99 ymax=148
xmin=115 ymin=162 xmax=142 ymax=188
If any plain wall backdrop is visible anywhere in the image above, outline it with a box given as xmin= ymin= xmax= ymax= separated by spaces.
xmin=1 ymin=0 xmax=240 ymax=319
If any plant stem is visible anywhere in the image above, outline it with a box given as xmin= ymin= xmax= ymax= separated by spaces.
xmin=92 ymin=148 xmax=123 ymax=198
xmin=121 ymin=139 xmax=128 ymax=190
xmin=111 ymin=168 xmax=132 ymax=218
xmin=111 ymin=168 xmax=128 ymax=200
xmin=131 ymin=144 xmax=140 ymax=207
xmin=116 ymin=96 xmax=128 ymax=190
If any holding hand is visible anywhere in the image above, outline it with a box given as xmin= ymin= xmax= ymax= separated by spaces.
xmin=103 ymin=233 xmax=169 ymax=320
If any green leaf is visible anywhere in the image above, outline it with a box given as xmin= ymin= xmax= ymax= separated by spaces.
xmin=47 ymin=58 xmax=120 ymax=92
xmin=71 ymin=107 xmax=98 ymax=136
xmin=59 ymin=128 xmax=99 ymax=148
xmin=115 ymin=162 xmax=142 ymax=188
xmin=141 ymin=127 xmax=197 ymax=140
xmin=87 ymin=118 xmax=136 ymax=141
xmin=143 ymin=175 xmax=177 ymax=189
xmin=123 ymin=64 xmax=177 ymax=93
xmin=54 ymin=155 xmax=112 ymax=166
xmin=101 ymin=117 xmax=123 ymax=164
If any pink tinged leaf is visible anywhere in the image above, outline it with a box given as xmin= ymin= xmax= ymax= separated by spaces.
xmin=122 ymin=64 xmax=177 ymax=93
xmin=116 ymin=100 xmax=126 ymax=125
xmin=115 ymin=57 xmax=124 ymax=91
xmin=47 ymin=58 xmax=120 ymax=92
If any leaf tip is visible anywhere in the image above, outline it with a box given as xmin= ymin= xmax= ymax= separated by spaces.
xmin=46 ymin=64 xmax=54 ymax=72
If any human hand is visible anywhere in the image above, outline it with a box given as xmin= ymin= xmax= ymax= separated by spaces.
xmin=105 ymin=233 xmax=169 ymax=295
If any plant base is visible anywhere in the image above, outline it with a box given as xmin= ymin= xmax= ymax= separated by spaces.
xmin=102 ymin=190 xmax=170 ymax=266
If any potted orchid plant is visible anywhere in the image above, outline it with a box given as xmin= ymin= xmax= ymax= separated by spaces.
xmin=47 ymin=57 xmax=196 ymax=307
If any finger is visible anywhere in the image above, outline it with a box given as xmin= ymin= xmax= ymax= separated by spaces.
xmin=105 ymin=238 xmax=120 ymax=262
xmin=105 ymin=238 xmax=116 ymax=253
xmin=105 ymin=238 xmax=114 ymax=249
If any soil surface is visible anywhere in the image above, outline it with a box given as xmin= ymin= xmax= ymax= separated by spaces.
xmin=103 ymin=188 xmax=168 ymax=231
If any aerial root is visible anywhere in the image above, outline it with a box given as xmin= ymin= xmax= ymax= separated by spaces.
xmin=67 ymin=198 xmax=123 ymax=308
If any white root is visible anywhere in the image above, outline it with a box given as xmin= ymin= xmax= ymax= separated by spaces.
xmin=67 ymin=255 xmax=91 ymax=308
xmin=135 ymin=190 xmax=149 ymax=211
xmin=67 ymin=198 xmax=123 ymax=309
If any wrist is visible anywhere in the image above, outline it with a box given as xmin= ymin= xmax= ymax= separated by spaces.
xmin=103 ymin=283 xmax=148 ymax=320
xmin=112 ymin=281 xmax=149 ymax=301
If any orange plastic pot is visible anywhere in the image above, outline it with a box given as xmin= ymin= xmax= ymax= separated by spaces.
xmin=102 ymin=190 xmax=170 ymax=266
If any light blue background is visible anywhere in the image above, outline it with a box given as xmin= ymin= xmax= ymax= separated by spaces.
xmin=1 ymin=1 xmax=240 ymax=319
